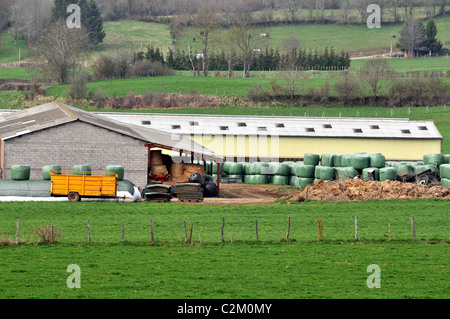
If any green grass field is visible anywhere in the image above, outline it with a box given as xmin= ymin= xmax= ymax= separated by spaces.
xmin=0 ymin=200 xmax=448 ymax=299
xmin=175 ymin=15 xmax=450 ymax=56
xmin=0 ymin=32 xmax=29 ymax=64
xmin=91 ymin=20 xmax=173 ymax=59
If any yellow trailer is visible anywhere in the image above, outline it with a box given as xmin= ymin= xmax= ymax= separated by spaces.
xmin=50 ymin=170 xmax=118 ymax=202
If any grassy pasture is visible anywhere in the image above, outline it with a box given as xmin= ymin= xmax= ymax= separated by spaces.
xmin=0 ymin=200 xmax=448 ymax=299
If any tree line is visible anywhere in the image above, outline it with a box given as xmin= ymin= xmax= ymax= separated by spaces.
xmin=92 ymin=0 xmax=449 ymax=25
xmin=133 ymin=45 xmax=351 ymax=74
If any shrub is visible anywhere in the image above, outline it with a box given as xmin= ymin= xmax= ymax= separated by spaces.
xmin=130 ymin=60 xmax=174 ymax=77
xmin=88 ymin=88 xmax=106 ymax=107
xmin=68 ymin=71 xmax=89 ymax=99
xmin=93 ymin=53 xmax=131 ymax=80
xmin=247 ymin=84 xmax=270 ymax=101
xmin=334 ymin=74 xmax=362 ymax=101
xmin=32 ymin=224 xmax=62 ymax=243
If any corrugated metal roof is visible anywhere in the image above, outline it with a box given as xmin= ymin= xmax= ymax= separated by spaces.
xmin=94 ymin=112 xmax=443 ymax=140
xmin=0 ymin=103 xmax=222 ymax=161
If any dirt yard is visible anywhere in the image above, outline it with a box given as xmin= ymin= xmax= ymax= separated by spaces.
xmin=176 ymin=184 xmax=296 ymax=206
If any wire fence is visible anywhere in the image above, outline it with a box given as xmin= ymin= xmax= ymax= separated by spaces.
xmin=3 ymin=214 xmax=449 ymax=246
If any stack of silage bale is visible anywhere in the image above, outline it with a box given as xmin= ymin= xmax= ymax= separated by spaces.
xmin=269 ymin=162 xmax=291 ymax=185
xmin=290 ymin=153 xmax=319 ymax=189
xmin=440 ymin=163 xmax=450 ymax=188
xmin=221 ymin=162 xmax=244 ymax=182
xmin=243 ymin=162 xmax=271 ymax=184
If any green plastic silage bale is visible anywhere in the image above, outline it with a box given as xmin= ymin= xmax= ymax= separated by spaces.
xmin=396 ymin=164 xmax=414 ymax=178
xmin=362 ymin=168 xmax=380 ymax=181
xmin=105 ymin=165 xmax=125 ymax=181
xmin=42 ymin=165 xmax=61 ymax=180
xmin=440 ymin=178 xmax=450 ymax=188
xmin=272 ymin=175 xmax=290 ymax=185
xmin=291 ymin=163 xmax=303 ymax=177
xmin=423 ymin=154 xmax=445 ymax=167
xmin=439 ymin=164 xmax=450 ymax=179
xmin=314 ymin=166 xmax=321 ymax=179
xmin=443 ymin=155 xmax=450 ymax=164
xmin=242 ymin=163 xmax=252 ymax=175
xmin=335 ymin=167 xmax=359 ymax=181
xmin=298 ymin=178 xmax=314 ymax=189
xmin=250 ymin=162 xmax=269 ymax=175
xmin=72 ymin=165 xmax=91 ymax=176
xmin=304 ymin=153 xmax=320 ymax=166
xmin=321 ymin=154 xmax=335 ymax=167
xmin=269 ymin=163 xmax=290 ymax=176
xmin=225 ymin=163 xmax=244 ymax=175
xmin=351 ymin=155 xmax=370 ymax=170
xmin=368 ymin=154 xmax=386 ymax=168
xmin=320 ymin=166 xmax=336 ymax=180
xmin=333 ymin=154 xmax=343 ymax=167
xmin=294 ymin=164 xmax=315 ymax=178
xmin=117 ymin=180 xmax=135 ymax=196
xmin=289 ymin=175 xmax=299 ymax=186
xmin=11 ymin=165 xmax=31 ymax=181
xmin=252 ymin=174 xmax=270 ymax=184
xmin=413 ymin=164 xmax=436 ymax=175
xmin=341 ymin=154 xmax=353 ymax=167
xmin=379 ymin=167 xmax=397 ymax=181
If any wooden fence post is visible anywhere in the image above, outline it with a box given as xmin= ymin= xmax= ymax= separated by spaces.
xmin=221 ymin=217 xmax=225 ymax=243
xmin=388 ymin=222 xmax=391 ymax=241
xmin=188 ymin=223 xmax=193 ymax=244
xmin=150 ymin=219 xmax=154 ymax=243
xmin=286 ymin=216 xmax=291 ymax=243
xmin=411 ymin=215 xmax=417 ymax=241
xmin=16 ymin=220 xmax=19 ymax=245
xmin=317 ymin=219 xmax=323 ymax=241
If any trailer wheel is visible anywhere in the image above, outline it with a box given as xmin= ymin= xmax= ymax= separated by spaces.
xmin=417 ymin=175 xmax=429 ymax=185
xmin=68 ymin=192 xmax=81 ymax=202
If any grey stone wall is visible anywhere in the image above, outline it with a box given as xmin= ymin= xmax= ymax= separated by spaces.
xmin=3 ymin=121 xmax=148 ymax=189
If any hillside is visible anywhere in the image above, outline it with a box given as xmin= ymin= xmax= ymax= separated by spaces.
xmin=1 ymin=15 xmax=449 ymax=64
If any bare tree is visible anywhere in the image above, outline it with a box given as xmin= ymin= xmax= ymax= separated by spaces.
xmin=30 ymin=20 xmax=91 ymax=83
xmin=226 ymin=7 xmax=263 ymax=78
xmin=172 ymin=0 xmax=197 ymax=76
xmin=397 ymin=17 xmax=427 ymax=57
xmin=284 ymin=0 xmax=301 ymax=23
xmin=194 ymin=1 xmax=220 ymax=77
xmin=350 ymin=0 xmax=373 ymax=25
xmin=359 ymin=58 xmax=396 ymax=99
xmin=439 ymin=0 xmax=447 ymax=15
xmin=0 ymin=0 xmax=9 ymax=31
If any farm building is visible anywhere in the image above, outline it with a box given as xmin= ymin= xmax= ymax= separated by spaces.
xmin=94 ymin=113 xmax=443 ymax=162
xmin=0 ymin=103 xmax=222 ymax=189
